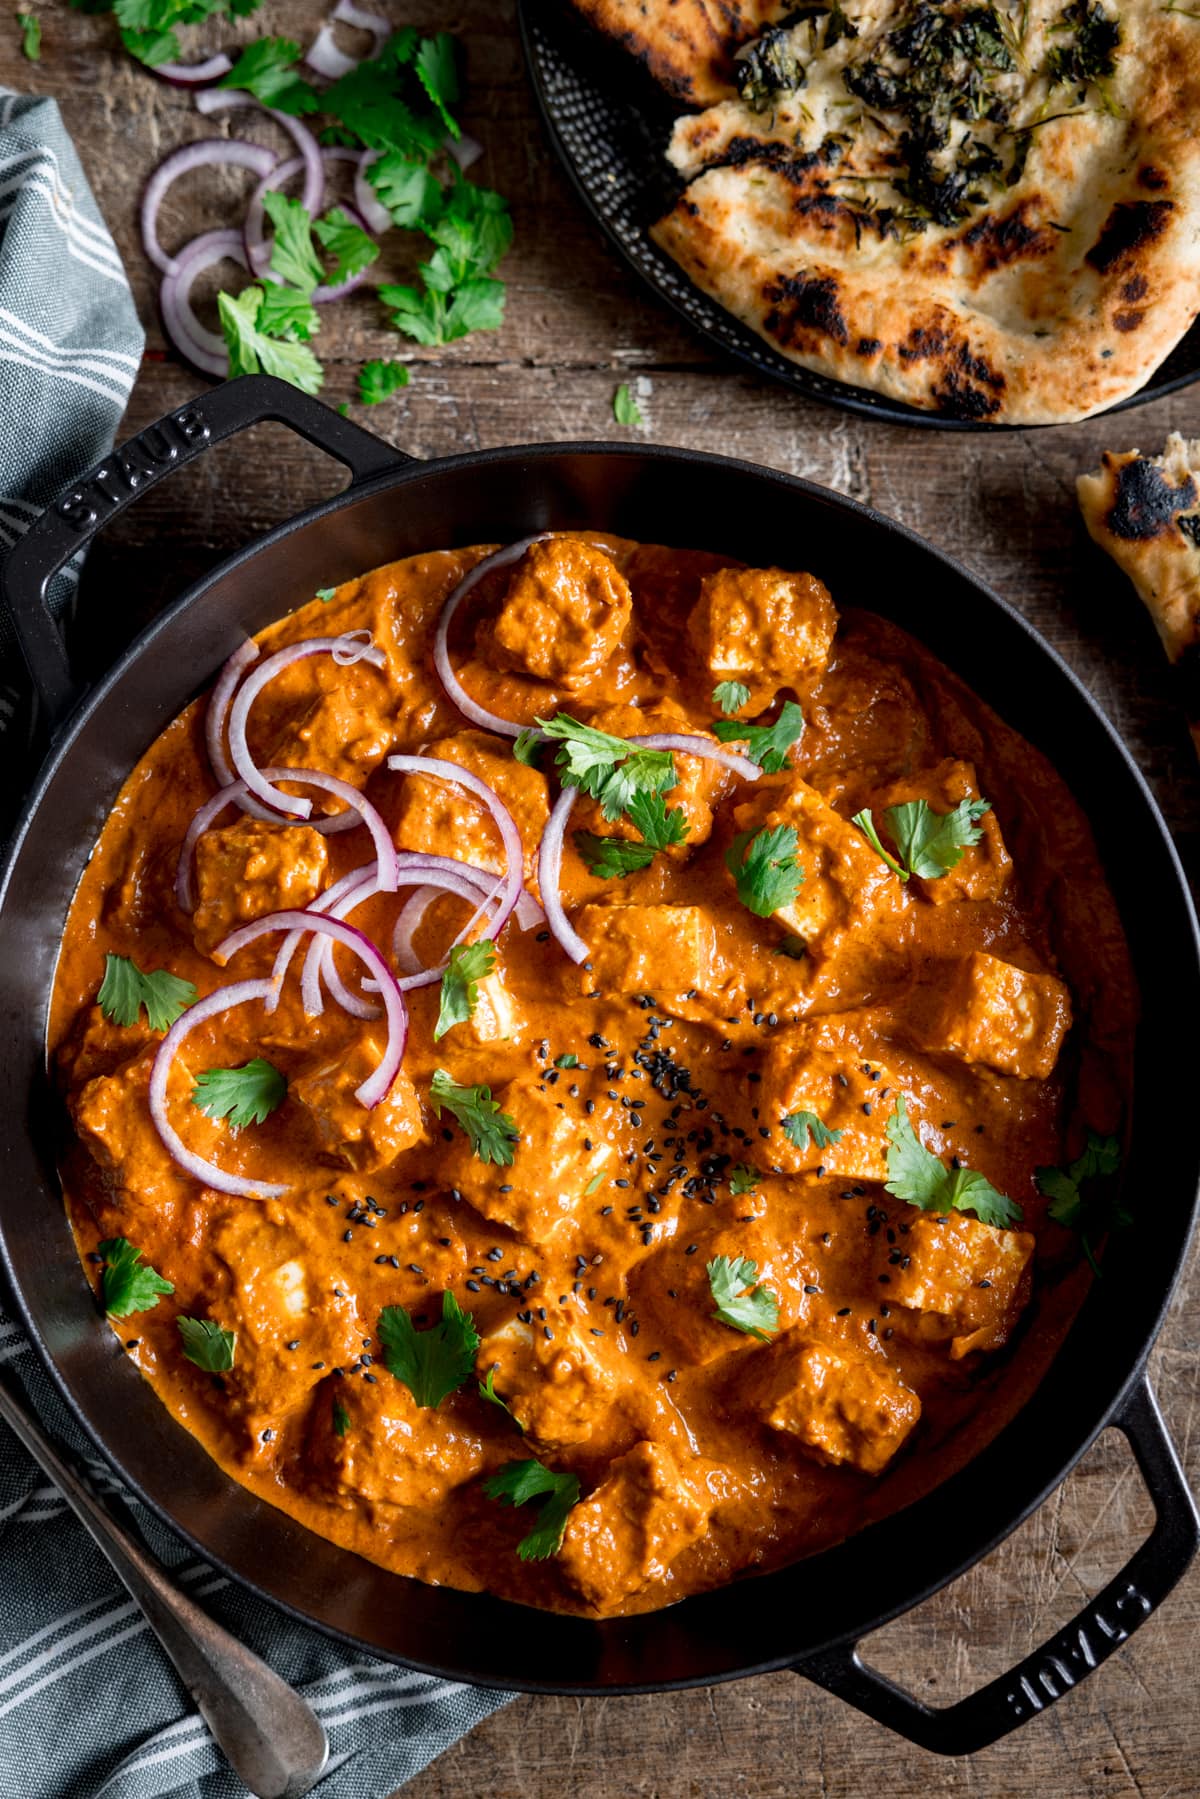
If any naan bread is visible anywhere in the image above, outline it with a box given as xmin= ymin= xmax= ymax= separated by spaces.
xmin=566 ymin=0 xmax=788 ymax=105
xmin=648 ymin=0 xmax=1200 ymax=423
xmin=1078 ymin=436 xmax=1200 ymax=751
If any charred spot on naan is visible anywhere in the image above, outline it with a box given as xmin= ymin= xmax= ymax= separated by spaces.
xmin=1085 ymin=199 xmax=1175 ymax=276
xmin=958 ymin=202 xmax=1060 ymax=274
xmin=762 ymin=271 xmax=851 ymax=348
xmin=1105 ymin=455 xmax=1197 ymax=542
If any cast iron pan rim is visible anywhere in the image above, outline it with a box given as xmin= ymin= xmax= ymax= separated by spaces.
xmin=516 ymin=0 xmax=1200 ymax=432
xmin=3 ymin=434 xmax=1197 ymax=1688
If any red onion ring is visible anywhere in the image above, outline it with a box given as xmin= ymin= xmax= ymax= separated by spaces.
xmin=445 ymin=132 xmax=482 ymax=172
xmin=215 ymin=911 xmax=407 ymax=1105
xmin=432 ymin=534 xmax=553 ymax=737
xmin=227 ymin=636 xmax=386 ymax=819
xmin=194 ymin=89 xmax=323 ymax=218
xmin=142 ymin=139 xmax=275 ymax=277
xmin=354 ymin=150 xmax=391 ymax=235
xmin=152 ymin=52 xmax=235 ymax=86
xmin=537 ymin=786 xmax=588 ymax=965
xmin=387 ymin=755 xmax=525 ymax=947
xmin=333 ymin=0 xmax=389 ymax=39
xmin=149 ymin=977 xmax=289 ymax=1200
xmin=206 ymin=639 xmax=260 ymax=788
xmin=305 ymin=21 xmax=359 ymax=79
xmin=159 ymin=227 xmax=246 ymax=377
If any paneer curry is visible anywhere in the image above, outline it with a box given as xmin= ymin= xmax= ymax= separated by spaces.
xmin=50 ymin=534 xmax=1136 ymax=1617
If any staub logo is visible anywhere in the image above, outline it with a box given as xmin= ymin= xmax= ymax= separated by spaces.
xmin=54 ymin=403 xmax=211 ymax=530
xmin=1003 ymin=1581 xmax=1154 ymax=1720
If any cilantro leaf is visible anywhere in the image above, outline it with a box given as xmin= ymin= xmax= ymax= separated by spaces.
xmin=1036 ymin=1131 xmax=1125 ymax=1272
xmin=370 ymin=152 xmax=443 ymax=227
xmin=613 ymin=383 xmax=643 ymax=427
xmin=443 ymin=276 xmax=506 ymax=340
xmin=885 ymin=1097 xmax=1022 ymax=1227
xmin=314 ymin=206 xmax=379 ymax=285
xmin=255 ymin=284 xmax=319 ymax=342
xmin=482 ymin=1458 xmax=581 ymax=1560
xmin=263 ymin=192 xmax=324 ymax=294
xmin=429 ymin=1068 xmax=519 ymax=1165
xmin=178 ymin=1317 xmax=236 ymax=1372
xmin=773 ymin=934 xmax=807 ymax=960
xmin=415 ymin=31 xmax=460 ymax=134
xmin=573 ymin=833 xmax=656 ymax=879
xmin=625 ymin=788 xmax=689 ymax=851
xmin=512 ymin=728 xmax=544 ymax=767
xmin=97 ymin=954 xmax=196 ymax=1033
xmin=713 ymin=680 xmax=751 ymax=716
xmin=435 ymin=940 xmax=497 ymax=1042
xmin=729 ymin=1164 xmax=759 ymax=1196
xmin=218 ymin=288 xmax=324 ymax=394
xmin=724 ymin=825 xmax=804 ymax=918
xmin=850 ymin=808 xmax=907 ymax=880
xmin=97 ymin=1238 xmax=174 ymax=1317
xmin=332 ymin=1397 xmax=351 ymax=1438
xmin=17 ymin=11 xmax=40 ymax=59
xmin=377 ymin=282 xmax=444 ymax=346
xmin=378 ymin=1290 xmax=480 ymax=1408
xmin=220 ymin=38 xmax=318 ymax=114
xmin=536 ymin=713 xmax=676 ymax=820
xmin=554 ymin=1052 xmax=578 ymax=1069
xmin=478 ymin=1366 xmax=521 ymax=1426
xmin=191 ymin=1058 xmax=286 ymax=1129
xmin=315 ymin=587 xmax=336 ymax=603
xmin=707 ymin=1255 xmax=779 ymax=1341
xmin=782 ymin=1110 xmax=843 ymax=1152
xmin=854 ymin=797 xmax=992 ymax=882
xmin=713 ymin=700 xmax=804 ymax=773
xmin=358 ymin=359 xmax=409 ymax=405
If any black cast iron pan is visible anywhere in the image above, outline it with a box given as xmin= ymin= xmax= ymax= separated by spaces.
xmin=1 ymin=375 xmax=1197 ymax=1753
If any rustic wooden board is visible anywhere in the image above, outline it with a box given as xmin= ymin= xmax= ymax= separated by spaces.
xmin=4 ymin=4 xmax=1200 ymax=1793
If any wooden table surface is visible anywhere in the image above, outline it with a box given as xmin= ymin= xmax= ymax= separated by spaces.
xmin=5 ymin=4 xmax=1200 ymax=1794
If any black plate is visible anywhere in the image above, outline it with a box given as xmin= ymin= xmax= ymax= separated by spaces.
xmin=519 ymin=0 xmax=1200 ymax=429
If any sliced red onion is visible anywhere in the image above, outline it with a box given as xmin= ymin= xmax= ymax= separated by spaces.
xmin=227 ymin=637 xmax=385 ymax=820
xmin=305 ymin=20 xmax=359 ymax=79
xmin=630 ymin=732 xmax=761 ymax=782
xmin=194 ymin=89 xmax=323 ymax=217
xmin=216 ymin=911 xmax=407 ymax=1106
xmin=387 ymin=755 xmax=525 ymax=949
xmin=159 ymin=227 xmax=246 ymax=377
xmin=432 ymin=534 xmax=554 ymax=737
xmin=445 ymin=131 xmax=483 ymax=172
xmin=354 ymin=150 xmax=391 ymax=234
xmin=537 ymin=786 xmax=587 ymax=964
xmin=206 ymin=638 xmax=260 ymax=788
xmin=300 ymin=868 xmax=381 ymax=1018
xmin=331 ymin=629 xmax=382 ymax=666
xmin=149 ymin=977 xmax=288 ymax=1200
xmin=152 ymin=52 xmax=235 ymax=87
xmin=333 ymin=0 xmax=389 ymax=42
xmin=142 ymin=139 xmax=275 ymax=277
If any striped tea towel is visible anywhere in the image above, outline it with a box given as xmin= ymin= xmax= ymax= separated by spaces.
xmin=0 ymin=87 xmax=514 ymax=1799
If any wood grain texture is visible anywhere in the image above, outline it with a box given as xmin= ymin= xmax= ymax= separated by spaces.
xmin=3 ymin=6 xmax=1198 ymax=1793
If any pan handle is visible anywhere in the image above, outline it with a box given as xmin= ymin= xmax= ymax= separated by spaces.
xmin=0 ymin=373 xmax=409 ymax=730
xmin=793 ymin=1374 xmax=1198 ymax=1755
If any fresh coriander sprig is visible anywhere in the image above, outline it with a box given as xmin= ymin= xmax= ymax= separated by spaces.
xmin=885 ymin=1096 xmax=1021 ymax=1227
xmin=429 ymin=1069 xmax=519 ymax=1165
xmin=852 ymin=796 xmax=991 ymax=882
xmin=707 ymin=1255 xmax=779 ymax=1341
xmin=728 ymin=1164 xmax=759 ymax=1196
xmin=435 ymin=941 xmax=497 ymax=1042
xmin=378 ymin=1292 xmax=480 ymax=1408
xmin=191 ymin=1059 xmax=286 ymax=1129
xmin=712 ymin=700 xmax=804 ymax=773
xmin=359 ymin=360 xmax=410 ymax=405
xmin=1036 ymin=1130 xmax=1125 ymax=1274
xmin=725 ymin=824 xmax=805 ymax=918
xmin=97 ymin=1239 xmax=174 ymax=1317
xmin=713 ymin=681 xmax=751 ymax=716
xmin=612 ymin=383 xmax=643 ymax=427
xmin=482 ymin=1459 xmax=581 ymax=1560
xmin=781 ymin=1110 xmax=843 ymax=1152
xmin=97 ymin=954 xmax=196 ymax=1033
xmin=537 ymin=713 xmax=676 ymax=820
xmin=178 ymin=1317 xmax=236 ymax=1372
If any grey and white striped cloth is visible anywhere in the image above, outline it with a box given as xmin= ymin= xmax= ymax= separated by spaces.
xmin=0 ymin=87 xmax=513 ymax=1798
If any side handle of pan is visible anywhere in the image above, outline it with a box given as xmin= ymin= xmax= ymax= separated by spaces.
xmin=793 ymin=1374 xmax=1198 ymax=1755
xmin=1 ymin=373 xmax=408 ymax=731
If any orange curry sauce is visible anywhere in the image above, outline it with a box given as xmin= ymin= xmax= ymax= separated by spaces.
xmin=50 ymin=535 xmax=1135 ymax=1617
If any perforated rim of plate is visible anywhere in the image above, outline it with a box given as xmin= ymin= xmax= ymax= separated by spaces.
xmin=519 ymin=0 xmax=1200 ymax=431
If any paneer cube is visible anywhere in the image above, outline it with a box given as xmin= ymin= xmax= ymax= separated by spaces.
xmin=744 ymin=1331 xmax=921 ymax=1474
xmin=914 ymin=951 xmax=1072 ymax=1080
xmin=391 ymin=730 xmax=548 ymax=889
xmin=72 ymin=1043 xmax=209 ymax=1202
xmin=630 ymin=1219 xmax=821 ymax=1368
xmin=757 ymin=1023 xmax=900 ymax=1180
xmin=730 ymin=778 xmax=897 ymax=960
xmin=688 ymin=565 xmax=837 ymax=710
xmin=292 ymin=1043 xmax=424 ymax=1172
xmin=883 ymin=1211 xmax=1035 ymax=1357
xmin=484 ymin=538 xmax=632 ymax=690
xmin=477 ymin=1313 xmax=618 ymax=1448
xmin=267 ymin=686 xmax=394 ymax=791
xmin=440 ymin=1079 xmax=617 ymax=1246
xmin=193 ymin=819 xmax=328 ymax=958
xmin=558 ymin=1441 xmax=714 ymax=1611
xmin=870 ymin=759 xmax=1011 ymax=905
xmin=305 ymin=1374 xmax=488 ymax=1511
xmin=461 ymin=970 xmax=524 ymax=1045
xmin=575 ymin=904 xmax=709 ymax=997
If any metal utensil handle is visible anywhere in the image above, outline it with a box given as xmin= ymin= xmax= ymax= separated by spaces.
xmin=794 ymin=1374 xmax=1198 ymax=1754
xmin=0 ymin=373 xmax=407 ymax=729
xmin=0 ymin=1373 xmax=329 ymax=1798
